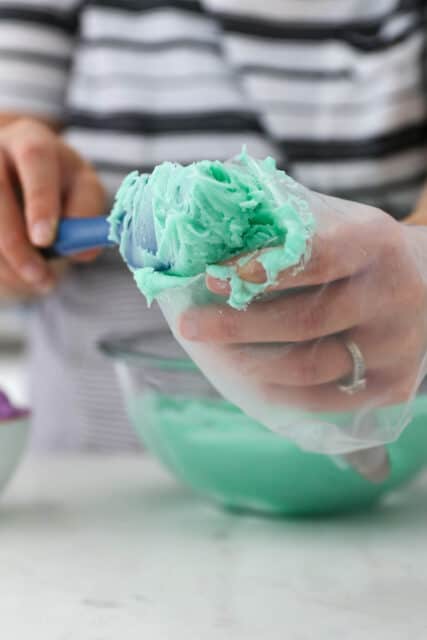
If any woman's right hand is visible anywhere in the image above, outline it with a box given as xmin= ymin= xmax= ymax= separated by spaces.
xmin=0 ymin=117 xmax=106 ymax=298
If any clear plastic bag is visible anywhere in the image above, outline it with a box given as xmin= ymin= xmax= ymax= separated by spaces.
xmin=113 ymin=152 xmax=427 ymax=457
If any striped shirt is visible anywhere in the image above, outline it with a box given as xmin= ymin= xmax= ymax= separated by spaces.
xmin=1 ymin=0 xmax=426 ymax=449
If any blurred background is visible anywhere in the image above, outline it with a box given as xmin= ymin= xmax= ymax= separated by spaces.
xmin=0 ymin=306 xmax=28 ymax=406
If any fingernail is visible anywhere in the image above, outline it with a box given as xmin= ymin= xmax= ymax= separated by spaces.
xmin=31 ymin=220 xmax=56 ymax=246
xmin=238 ymin=261 xmax=265 ymax=283
xmin=180 ymin=316 xmax=199 ymax=340
xmin=238 ymin=261 xmax=256 ymax=278
xmin=21 ymin=261 xmax=48 ymax=284
xmin=208 ymin=277 xmax=230 ymax=294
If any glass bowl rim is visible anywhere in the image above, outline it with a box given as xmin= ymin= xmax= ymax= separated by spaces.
xmin=98 ymin=329 xmax=198 ymax=372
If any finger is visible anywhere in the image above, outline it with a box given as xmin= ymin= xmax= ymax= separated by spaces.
xmin=181 ymin=269 xmax=394 ymax=344
xmin=0 ymin=150 xmax=55 ymax=291
xmin=263 ymin=365 xmax=419 ymax=413
xmin=62 ymin=158 xmax=106 ymax=263
xmin=0 ymin=255 xmax=43 ymax=298
xmin=10 ymin=134 xmax=60 ymax=247
xmin=206 ymin=200 xmax=390 ymax=294
xmin=219 ymin=320 xmax=419 ymax=387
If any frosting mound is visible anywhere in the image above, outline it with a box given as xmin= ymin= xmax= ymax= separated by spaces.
xmin=109 ymin=149 xmax=315 ymax=309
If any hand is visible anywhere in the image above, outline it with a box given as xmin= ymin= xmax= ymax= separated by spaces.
xmin=0 ymin=118 xmax=106 ymax=298
xmin=406 ymin=182 xmax=427 ymax=226
xmin=179 ymin=198 xmax=427 ymax=412
xmin=0 ymin=256 xmax=68 ymax=301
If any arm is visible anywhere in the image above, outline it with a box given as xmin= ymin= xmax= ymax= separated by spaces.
xmin=0 ymin=112 xmax=58 ymax=301
xmin=0 ymin=1 xmax=106 ymax=301
xmin=0 ymin=115 xmax=106 ymax=301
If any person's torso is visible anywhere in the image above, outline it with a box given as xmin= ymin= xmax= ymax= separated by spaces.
xmin=31 ymin=0 xmax=427 ymax=450
xmin=65 ymin=0 xmax=427 ymax=218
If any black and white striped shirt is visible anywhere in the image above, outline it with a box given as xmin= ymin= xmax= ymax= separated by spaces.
xmin=1 ymin=0 xmax=426 ymax=449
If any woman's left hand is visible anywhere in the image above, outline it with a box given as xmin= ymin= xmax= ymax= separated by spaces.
xmin=179 ymin=201 xmax=427 ymax=412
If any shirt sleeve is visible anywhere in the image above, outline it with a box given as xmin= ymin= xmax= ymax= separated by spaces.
xmin=0 ymin=1 xmax=80 ymax=121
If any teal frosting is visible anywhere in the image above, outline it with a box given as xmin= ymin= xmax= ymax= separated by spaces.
xmin=108 ymin=149 xmax=315 ymax=309
xmin=128 ymin=392 xmax=427 ymax=516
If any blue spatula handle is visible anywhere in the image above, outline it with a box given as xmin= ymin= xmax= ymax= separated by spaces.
xmin=41 ymin=217 xmax=114 ymax=258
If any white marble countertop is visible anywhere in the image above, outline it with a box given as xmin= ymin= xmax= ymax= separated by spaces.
xmin=1 ymin=454 xmax=427 ymax=640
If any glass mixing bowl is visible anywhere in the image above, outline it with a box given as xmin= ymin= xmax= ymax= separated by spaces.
xmin=99 ymin=330 xmax=427 ymax=516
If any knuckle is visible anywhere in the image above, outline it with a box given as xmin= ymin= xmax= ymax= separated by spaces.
xmin=1 ymin=228 xmax=23 ymax=253
xmin=295 ymin=354 xmax=319 ymax=386
xmin=1 ymin=119 xmax=52 ymax=151
xmin=67 ymin=166 xmax=107 ymax=218
xmin=81 ymin=164 xmax=98 ymax=181
xmin=17 ymin=139 xmax=47 ymax=164
xmin=391 ymin=269 xmax=425 ymax=310
xmin=379 ymin=223 xmax=403 ymax=265
xmin=305 ymin=244 xmax=332 ymax=282
xmin=17 ymin=118 xmax=37 ymax=136
xmin=15 ymin=118 xmax=50 ymax=138
xmin=27 ymin=182 xmax=52 ymax=207
xmin=230 ymin=347 xmax=251 ymax=374
xmin=218 ymin=311 xmax=239 ymax=341
xmin=294 ymin=303 xmax=320 ymax=340
xmin=15 ymin=117 xmax=36 ymax=132
xmin=81 ymin=166 xmax=107 ymax=200
xmin=409 ymin=273 xmax=426 ymax=308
